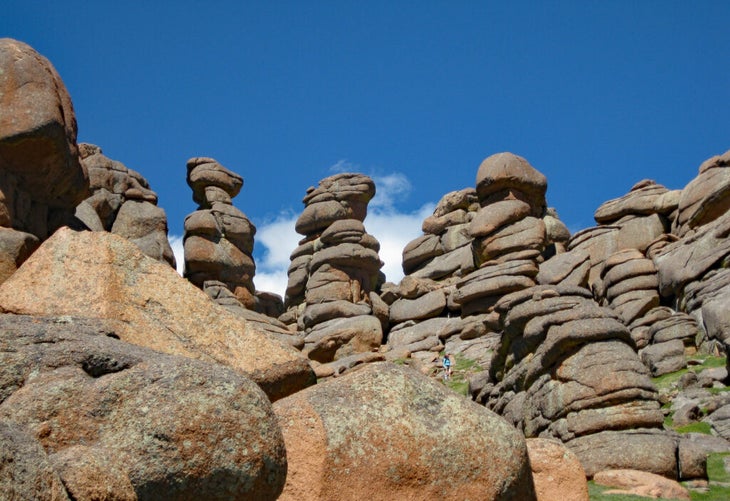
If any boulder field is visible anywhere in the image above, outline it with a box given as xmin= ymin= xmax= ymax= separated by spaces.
xmin=2 ymin=36 xmax=730 ymax=499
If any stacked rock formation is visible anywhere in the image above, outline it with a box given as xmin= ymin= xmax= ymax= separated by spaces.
xmin=280 ymin=173 xmax=385 ymax=377
xmin=0 ymin=38 xmax=90 ymax=283
xmin=567 ymin=179 xmax=678 ymax=290
xmin=385 ymin=154 xmax=572 ymax=375
xmin=454 ymin=153 xmax=548 ymax=316
xmin=400 ymin=187 xmax=479 ymax=281
xmin=477 ymin=284 xmax=700 ymax=479
xmin=75 ymin=144 xmax=176 ymax=267
xmin=183 ymin=157 xmax=258 ymax=309
xmin=383 ymin=188 xmax=480 ymax=369
xmin=652 ymin=151 xmax=730 ymax=375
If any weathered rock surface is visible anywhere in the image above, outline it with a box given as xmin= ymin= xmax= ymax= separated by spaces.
xmin=476 ymin=152 xmax=547 ymax=216
xmin=526 ymin=438 xmax=589 ymax=501
xmin=0 ymin=39 xmax=88 ymax=215
xmin=274 ymin=362 xmax=536 ymax=500
xmin=478 ymin=284 xmax=680 ymax=478
xmin=0 ymin=227 xmax=314 ymax=400
xmin=675 ymin=150 xmax=730 ymax=235
xmin=0 ymin=314 xmax=287 ymax=500
xmin=77 ymin=143 xmax=176 ymax=267
xmin=593 ymin=469 xmax=690 ymax=500
xmin=184 ymin=157 xmax=261 ymax=309
xmin=0 ymin=419 xmax=70 ymax=501
xmin=280 ymin=173 xmax=384 ymax=376
xmin=0 ymin=38 xmax=90 ymax=283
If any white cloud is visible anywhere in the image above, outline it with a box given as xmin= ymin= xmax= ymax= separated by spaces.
xmin=329 ymin=159 xmax=356 ymax=173
xmin=175 ymin=170 xmax=437 ymax=300
xmin=364 ymin=203 xmax=435 ymax=284
xmin=256 ymin=212 xmax=301 ymax=270
xmin=370 ymin=172 xmax=412 ymax=211
xmin=169 ymin=234 xmax=185 ymax=275
xmin=252 ymin=212 xmax=301 ymax=298
xmin=250 ymin=171 xmax=436 ymax=298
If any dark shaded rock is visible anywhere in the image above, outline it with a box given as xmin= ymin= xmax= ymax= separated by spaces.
xmin=0 ymin=420 xmax=70 ymax=500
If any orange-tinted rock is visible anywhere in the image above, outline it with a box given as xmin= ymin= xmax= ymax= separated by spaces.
xmin=526 ymin=438 xmax=589 ymax=501
xmin=593 ymin=469 xmax=690 ymax=500
xmin=0 ymin=228 xmax=314 ymax=401
xmin=274 ymin=363 xmax=536 ymax=501
xmin=0 ymin=38 xmax=88 ymax=211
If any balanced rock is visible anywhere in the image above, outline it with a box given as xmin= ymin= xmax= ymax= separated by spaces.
xmin=274 ymin=362 xmax=536 ymax=500
xmin=0 ymin=227 xmax=314 ymax=401
xmin=0 ymin=314 xmax=286 ymax=500
xmin=184 ymin=157 xmax=258 ymax=309
xmin=281 ymin=173 xmax=384 ymax=375
xmin=295 ymin=173 xmax=375 ymax=235
xmin=475 ymin=152 xmax=547 ymax=216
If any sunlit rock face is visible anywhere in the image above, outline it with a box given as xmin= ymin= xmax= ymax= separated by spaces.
xmin=0 ymin=38 xmax=90 ymax=283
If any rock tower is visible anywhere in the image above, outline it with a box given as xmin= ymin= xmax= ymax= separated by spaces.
xmin=183 ymin=157 xmax=258 ymax=308
xmin=281 ymin=173 xmax=385 ymax=377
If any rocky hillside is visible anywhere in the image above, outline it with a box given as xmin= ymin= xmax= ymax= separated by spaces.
xmin=2 ymin=37 xmax=729 ymax=500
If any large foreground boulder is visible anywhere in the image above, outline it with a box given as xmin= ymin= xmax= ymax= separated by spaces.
xmin=0 ymin=227 xmax=314 ymax=400
xmin=0 ymin=314 xmax=286 ymax=500
xmin=274 ymin=362 xmax=536 ymax=501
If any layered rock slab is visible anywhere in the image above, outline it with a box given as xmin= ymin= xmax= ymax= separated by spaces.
xmin=0 ymin=314 xmax=286 ymax=500
xmin=0 ymin=227 xmax=314 ymax=401
xmin=480 ymin=285 xmax=681 ymax=478
xmin=274 ymin=362 xmax=536 ymax=501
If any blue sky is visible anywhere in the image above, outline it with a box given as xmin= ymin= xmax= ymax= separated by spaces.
xmin=4 ymin=2 xmax=729 ymax=296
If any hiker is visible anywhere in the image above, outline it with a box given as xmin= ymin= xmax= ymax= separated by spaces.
xmin=442 ymin=353 xmax=453 ymax=380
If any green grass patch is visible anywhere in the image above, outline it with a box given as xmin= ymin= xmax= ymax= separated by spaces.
xmin=439 ymin=353 xmax=483 ymax=397
xmin=652 ymin=367 xmax=689 ymax=391
xmin=446 ymin=379 xmax=469 ymax=396
xmin=691 ymin=356 xmax=727 ymax=369
xmin=675 ymin=421 xmax=713 ymax=435
xmin=706 ymin=452 xmax=730 ymax=483
xmin=688 ymin=485 xmax=730 ymax=501
xmin=453 ymin=354 xmax=483 ymax=372
xmin=588 ymin=481 xmax=652 ymax=500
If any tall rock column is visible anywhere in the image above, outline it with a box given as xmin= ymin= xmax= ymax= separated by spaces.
xmin=183 ymin=157 xmax=257 ymax=309
xmin=453 ymin=153 xmax=547 ymax=321
xmin=281 ymin=173 xmax=385 ymax=377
